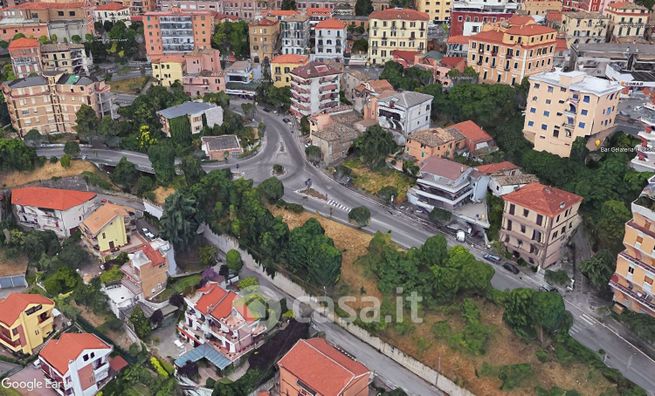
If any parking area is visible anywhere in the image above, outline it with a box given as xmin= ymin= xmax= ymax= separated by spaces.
xmin=5 ymin=365 xmax=59 ymax=396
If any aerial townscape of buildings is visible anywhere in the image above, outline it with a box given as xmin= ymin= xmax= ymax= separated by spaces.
xmin=0 ymin=0 xmax=654 ymax=395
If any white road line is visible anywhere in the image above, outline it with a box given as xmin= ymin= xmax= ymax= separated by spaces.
xmin=579 ymin=314 xmax=596 ymax=327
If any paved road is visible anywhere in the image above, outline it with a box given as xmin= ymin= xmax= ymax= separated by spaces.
xmin=34 ymin=103 xmax=655 ymax=394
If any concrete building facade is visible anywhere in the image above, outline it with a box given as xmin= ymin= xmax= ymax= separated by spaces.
xmin=367 ymin=8 xmax=429 ymax=65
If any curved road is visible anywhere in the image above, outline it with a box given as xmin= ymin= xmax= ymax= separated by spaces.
xmin=36 ymin=104 xmax=655 ymax=394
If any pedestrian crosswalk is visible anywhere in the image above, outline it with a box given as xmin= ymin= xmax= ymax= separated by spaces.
xmin=569 ymin=313 xmax=600 ymax=335
xmin=328 ymin=199 xmax=351 ymax=212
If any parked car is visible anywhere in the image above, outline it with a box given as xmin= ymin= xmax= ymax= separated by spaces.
xmin=502 ymin=262 xmax=520 ymax=274
xmin=540 ymin=284 xmax=559 ymax=293
xmin=142 ymin=227 xmax=155 ymax=240
xmin=483 ymin=253 xmax=501 ymax=264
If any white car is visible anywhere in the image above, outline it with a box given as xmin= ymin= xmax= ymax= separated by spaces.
xmin=142 ymin=227 xmax=155 ymax=239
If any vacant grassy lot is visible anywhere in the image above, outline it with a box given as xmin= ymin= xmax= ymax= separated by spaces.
xmin=0 ymin=160 xmax=101 ymax=188
xmin=271 ymin=207 xmax=616 ymax=395
xmin=342 ymin=158 xmax=414 ymax=202
xmin=108 ymin=76 xmax=149 ymax=94
xmin=152 ymin=186 xmax=175 ymax=206
xmin=152 ymin=274 xmax=202 ymax=303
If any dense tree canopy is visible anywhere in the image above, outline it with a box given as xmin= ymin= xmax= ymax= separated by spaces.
xmin=380 ymin=61 xmax=433 ymax=91
xmin=0 ymin=138 xmax=38 ymax=171
xmin=212 ymin=21 xmax=249 ymax=59
xmin=355 ymin=0 xmax=373 ymax=16
xmin=288 ymin=219 xmax=342 ymax=288
xmin=352 ymin=125 xmax=397 ymax=169
xmin=148 ymin=142 xmax=176 ymax=185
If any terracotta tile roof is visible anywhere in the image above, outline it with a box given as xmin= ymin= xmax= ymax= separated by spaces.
xmin=11 ymin=187 xmax=96 ymax=211
xmin=142 ymin=244 xmax=166 ymax=267
xmin=408 ymin=128 xmax=463 ymax=148
xmin=80 ymin=203 xmax=130 ymax=236
xmin=16 ymin=1 xmax=83 ymax=9
xmin=368 ymin=79 xmax=394 ymax=92
xmin=469 ymin=29 xmax=505 ymax=44
xmin=277 ymin=338 xmax=370 ymax=396
xmin=0 ymin=293 xmax=53 ymax=326
xmin=507 ymin=15 xmax=535 ymax=25
xmin=546 ymin=10 xmax=562 ymax=22
xmin=505 ymin=24 xmax=557 ymax=36
xmin=447 ymin=35 xmax=469 ymax=45
xmin=291 ymin=61 xmax=341 ymax=79
xmin=502 ymin=182 xmax=582 ymax=217
xmin=151 ymin=54 xmax=186 ymax=63
xmin=419 ymin=156 xmax=470 ymax=180
xmin=109 ymin=356 xmax=128 ymax=373
xmin=8 ymin=37 xmax=39 ymax=50
xmin=315 ymin=18 xmax=347 ymax=29
xmin=556 ymin=38 xmax=568 ymax=51
xmin=271 ymin=54 xmax=309 ymax=64
xmin=268 ymin=9 xmax=300 ymax=17
xmin=370 ymin=8 xmax=430 ymax=21
xmin=40 ymin=333 xmax=111 ymax=375
xmin=449 ymin=120 xmax=493 ymax=144
xmin=391 ymin=49 xmax=420 ymax=65
xmin=250 ymin=18 xmax=278 ymax=26
xmin=194 ymin=282 xmax=237 ymax=320
xmin=96 ymin=2 xmax=128 ymax=11
xmin=307 ymin=7 xmax=332 ymax=16
xmin=440 ymin=56 xmax=466 ymax=68
xmin=607 ymin=1 xmax=648 ymax=10
xmin=475 ymin=161 xmax=519 ymax=175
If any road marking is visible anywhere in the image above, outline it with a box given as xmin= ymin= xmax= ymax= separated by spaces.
xmin=570 ymin=324 xmax=582 ymax=334
xmin=327 ymin=199 xmax=351 ymax=212
xmin=580 ymin=313 xmax=599 ymax=326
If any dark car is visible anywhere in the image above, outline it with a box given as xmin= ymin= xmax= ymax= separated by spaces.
xmin=502 ymin=262 xmax=520 ymax=275
xmin=283 ymin=117 xmax=291 ymax=123
xmin=483 ymin=253 xmax=501 ymax=264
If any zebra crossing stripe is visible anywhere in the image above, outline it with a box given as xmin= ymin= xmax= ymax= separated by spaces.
xmin=328 ymin=200 xmax=350 ymax=212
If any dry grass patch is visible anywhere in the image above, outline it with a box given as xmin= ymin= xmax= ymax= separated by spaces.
xmin=0 ymin=252 xmax=28 ymax=277
xmin=108 ymin=76 xmax=149 ymax=94
xmin=0 ymin=160 xmax=99 ymax=188
xmin=152 ymin=186 xmax=176 ymax=205
xmin=343 ymin=158 xmax=414 ymax=202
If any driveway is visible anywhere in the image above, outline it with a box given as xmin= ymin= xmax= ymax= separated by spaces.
xmin=5 ymin=366 xmax=59 ymax=396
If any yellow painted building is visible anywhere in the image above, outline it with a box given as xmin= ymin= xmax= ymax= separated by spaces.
xmin=519 ymin=0 xmax=562 ymax=16
xmin=80 ymin=203 xmax=131 ymax=254
xmin=416 ymin=0 xmax=451 ymax=23
xmin=610 ymin=188 xmax=655 ymax=318
xmin=368 ymin=8 xmax=430 ymax=65
xmin=151 ymin=55 xmax=185 ymax=87
xmin=0 ymin=293 xmax=55 ymax=355
xmin=271 ymin=54 xmax=309 ymax=88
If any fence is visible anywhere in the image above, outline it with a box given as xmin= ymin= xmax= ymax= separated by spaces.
xmin=202 ymin=228 xmax=475 ymax=396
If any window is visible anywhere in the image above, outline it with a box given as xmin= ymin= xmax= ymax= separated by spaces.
xmin=581 ymin=109 xmax=588 ymax=116
xmin=541 ymin=124 xmax=547 ymax=131
xmin=547 ymin=86 xmax=553 ymax=93
xmin=507 ymin=220 xmax=512 ymax=231
xmin=583 ymin=95 xmax=590 ymax=103
xmin=520 ymin=224 xmax=526 ymax=233
xmin=628 ymin=266 xmax=634 ymax=274
xmin=546 ymin=99 xmax=551 ymax=104
xmin=509 ymin=204 xmax=515 ymax=215
xmin=536 ymin=214 xmax=543 ymax=226
xmin=530 ymin=107 xmax=536 ymax=113
xmin=578 ymin=122 xmax=586 ymax=128
xmin=528 ymin=121 xmax=534 ymax=127
xmin=523 ymin=209 xmax=529 ymax=217
xmin=543 ymin=111 xmax=550 ymax=117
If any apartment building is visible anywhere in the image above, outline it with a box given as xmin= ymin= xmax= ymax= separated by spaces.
xmin=271 ymin=54 xmax=309 ymax=88
xmin=309 ymin=106 xmax=364 ymax=164
xmin=604 ymin=2 xmax=648 ymax=42
xmin=560 ymin=11 xmax=609 ymax=46
xmin=632 ymin=122 xmax=655 ymax=173
xmin=450 ymin=119 xmax=497 ymax=156
xmin=447 ymin=34 xmax=469 ymax=57
xmin=313 ymin=18 xmax=347 ymax=62
xmin=11 ymin=187 xmax=97 ymax=238
xmin=367 ymin=8 xmax=429 ymax=65
xmin=0 ymin=20 xmax=49 ymax=42
xmin=40 ymin=42 xmax=92 ymax=75
xmin=405 ymin=127 xmax=466 ymax=160
xmin=2 ymin=71 xmax=112 ymax=136
xmin=289 ymin=61 xmax=341 ymax=118
xmin=121 ymin=244 xmax=169 ymax=300
xmin=157 ymin=101 xmax=224 ymax=136
xmin=93 ymin=2 xmax=131 ymax=26
xmin=281 ymin=13 xmax=310 ymax=55
xmin=0 ymin=293 xmax=54 ymax=355
xmin=376 ymin=90 xmax=433 ymax=135
xmin=222 ymin=0 xmax=271 ymax=19
xmin=248 ymin=18 xmax=279 ymax=63
xmin=158 ymin=0 xmax=224 ymax=13
xmin=39 ymin=333 xmax=115 ymax=396
xmin=151 ymin=48 xmax=224 ymax=97
xmin=80 ymin=203 xmax=133 ymax=254
xmin=143 ymin=9 xmax=214 ymax=57
xmin=177 ymin=281 xmax=268 ymax=359
xmin=449 ymin=0 xmax=518 ymax=36
xmin=416 ymin=0 xmax=452 ymax=23
xmin=569 ymin=0 xmax=602 ymax=12
xmin=7 ymin=38 xmax=41 ymax=78
xmin=523 ymin=70 xmax=622 ymax=158
xmin=500 ymin=182 xmax=583 ymax=268
xmin=519 ymin=0 xmax=562 ymax=16
xmin=408 ymin=156 xmax=486 ymax=211
xmin=467 ymin=19 xmax=557 ymax=85
xmin=611 ymin=179 xmax=655 ymax=318
xmin=130 ymin=0 xmax=156 ymax=15
xmin=277 ymin=338 xmax=372 ymax=396
xmin=3 ymin=2 xmax=94 ymax=39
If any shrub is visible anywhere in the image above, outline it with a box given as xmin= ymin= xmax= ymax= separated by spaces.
xmin=348 ymin=206 xmax=371 ymax=227
xmin=60 ymin=154 xmax=71 ymax=168
xmin=226 ymin=249 xmax=243 ymax=272
xmin=150 ymin=356 xmax=169 ymax=378
xmin=239 ymin=276 xmax=258 ymax=289
xmin=277 ymin=199 xmax=304 ymax=213
xmin=273 ymin=164 xmax=284 ymax=175
xmin=377 ymin=185 xmax=398 ymax=203
xmin=545 ymin=269 xmax=569 ymax=286
xmin=498 ymin=363 xmax=533 ymax=390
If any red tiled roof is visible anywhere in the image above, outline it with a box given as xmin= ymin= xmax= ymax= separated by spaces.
xmin=475 ymin=161 xmax=518 ymax=175
xmin=96 ymin=2 xmax=127 ymax=11
xmin=440 ymin=56 xmax=466 ymax=68
xmin=8 ymin=37 xmax=39 ymax=50
xmin=505 ymin=24 xmax=557 ymax=36
xmin=447 ymin=35 xmax=469 ymax=45
xmin=11 ymin=187 xmax=96 ymax=211
xmin=368 ymin=79 xmax=394 ymax=93
xmin=546 ymin=10 xmax=562 ymax=23
xmin=469 ymin=30 xmax=505 ymax=44
xmin=40 ymin=333 xmax=111 ymax=375
xmin=250 ymin=18 xmax=277 ymax=26
xmin=307 ymin=7 xmax=332 ymax=16
xmin=556 ymin=38 xmax=568 ymax=51
xmin=109 ymin=356 xmax=128 ymax=373
xmin=315 ymin=18 xmax=347 ymax=29
xmin=419 ymin=156 xmax=470 ymax=180
xmin=607 ymin=1 xmax=647 ymax=9
xmin=271 ymin=54 xmax=308 ymax=64
xmin=0 ymin=293 xmax=53 ymax=326
xmin=142 ymin=244 xmax=166 ymax=267
xmin=194 ymin=282 xmax=238 ymax=320
xmin=450 ymin=120 xmax=493 ymax=144
xmin=507 ymin=15 xmax=535 ymax=25
xmin=15 ymin=1 xmax=83 ymax=9
xmin=369 ymin=8 xmax=430 ymax=21
xmin=268 ymin=9 xmax=300 ymax=17
xmin=277 ymin=338 xmax=370 ymax=396
xmin=502 ymin=182 xmax=582 ymax=217
xmin=391 ymin=49 xmax=420 ymax=65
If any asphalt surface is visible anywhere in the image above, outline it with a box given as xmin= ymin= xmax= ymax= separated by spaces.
xmin=35 ymin=102 xmax=655 ymax=394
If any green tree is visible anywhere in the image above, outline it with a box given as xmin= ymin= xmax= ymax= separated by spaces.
xmin=1 ymin=63 xmax=15 ymax=82
xmin=23 ymin=129 xmax=46 ymax=147
xmin=169 ymin=115 xmax=192 ymax=149
xmin=203 ymin=92 xmax=230 ymax=109
xmin=348 ymin=206 xmax=371 ymax=227
xmin=355 ymin=0 xmax=373 ymax=16
xmin=635 ymin=0 xmax=654 ymax=10
xmin=212 ymin=21 xmax=249 ymax=59
xmin=300 ymin=115 xmax=310 ymax=135
xmin=160 ymin=192 xmax=199 ymax=250
xmin=352 ymin=125 xmax=397 ymax=169
xmin=180 ymin=155 xmax=204 ymax=186
xmin=199 ymin=245 xmax=217 ymax=267
xmin=531 ymin=291 xmax=571 ymax=344
xmin=43 ymin=266 xmax=81 ymax=296
xmin=305 ymin=145 xmax=322 ymax=164
xmin=0 ymin=138 xmax=37 ymax=171
xmin=111 ymin=157 xmax=140 ymax=190
xmin=129 ymin=306 xmax=152 ymax=339
xmin=74 ymin=104 xmax=100 ymax=141
xmin=351 ymin=38 xmax=368 ymax=53
xmin=593 ymin=200 xmax=631 ymax=254
xmin=288 ymin=219 xmax=342 ymax=288
xmin=241 ymin=102 xmax=256 ymax=119
xmin=226 ymin=249 xmax=243 ymax=272
xmin=380 ymin=62 xmax=433 ymax=91
xmin=281 ymin=0 xmax=297 ymax=9
xmin=148 ymin=142 xmax=176 ymax=185
xmin=63 ymin=141 xmax=80 ymax=157
xmin=429 ymin=207 xmax=451 ymax=225
xmin=60 ymin=154 xmax=72 ymax=168
xmin=257 ymin=177 xmax=284 ymax=203
xmin=71 ymin=34 xmax=82 ymax=43
xmin=377 ymin=185 xmax=398 ymax=203
xmin=579 ymin=250 xmax=615 ymax=293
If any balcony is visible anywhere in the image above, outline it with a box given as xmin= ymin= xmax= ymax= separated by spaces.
xmin=609 ymin=274 xmax=655 ymax=314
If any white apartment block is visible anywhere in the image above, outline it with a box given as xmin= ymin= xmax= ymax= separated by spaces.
xmin=312 ymin=19 xmax=347 ymax=62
